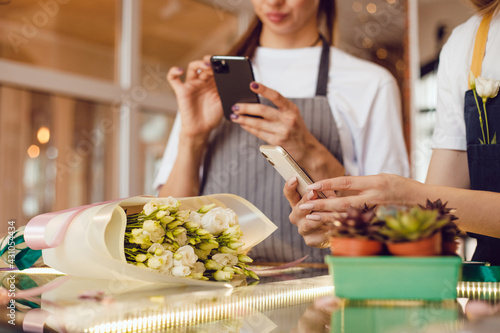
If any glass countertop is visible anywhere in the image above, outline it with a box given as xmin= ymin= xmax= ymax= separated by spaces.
xmin=0 ymin=266 xmax=499 ymax=332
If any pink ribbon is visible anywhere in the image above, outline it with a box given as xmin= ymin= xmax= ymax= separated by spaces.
xmin=19 ymin=196 xmax=155 ymax=332
xmin=24 ymin=196 xmax=153 ymax=250
xmin=9 ymin=277 xmax=71 ymax=333
xmin=24 ymin=207 xmax=90 ymax=250
xmin=23 ymin=309 xmax=59 ymax=333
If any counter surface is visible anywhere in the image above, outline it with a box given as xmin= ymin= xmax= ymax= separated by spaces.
xmin=1 ymin=266 xmax=499 ymax=332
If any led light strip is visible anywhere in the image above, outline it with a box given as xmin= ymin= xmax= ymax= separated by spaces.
xmin=457 ymin=281 xmax=500 ymax=300
xmin=83 ymin=276 xmax=334 ymax=332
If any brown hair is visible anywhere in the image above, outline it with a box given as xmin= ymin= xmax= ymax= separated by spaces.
xmin=468 ymin=0 xmax=500 ymax=15
xmin=228 ymin=0 xmax=336 ymax=58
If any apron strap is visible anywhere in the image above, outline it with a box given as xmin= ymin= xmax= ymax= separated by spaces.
xmin=469 ymin=12 xmax=493 ymax=88
xmin=315 ymin=35 xmax=331 ymax=97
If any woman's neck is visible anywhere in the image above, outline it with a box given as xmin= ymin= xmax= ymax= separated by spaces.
xmin=259 ymin=27 xmax=321 ymax=49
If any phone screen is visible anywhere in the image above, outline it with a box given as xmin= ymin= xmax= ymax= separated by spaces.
xmin=211 ymin=55 xmax=260 ymax=120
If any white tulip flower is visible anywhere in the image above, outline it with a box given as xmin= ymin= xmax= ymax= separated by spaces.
xmin=173 ymin=245 xmax=198 ymax=267
xmin=147 ymin=257 xmax=163 ymax=270
xmin=475 ymin=76 xmax=500 ymax=103
xmin=158 ymin=250 xmax=174 ymax=273
xmin=188 ymin=211 xmax=202 ymax=226
xmin=171 ymin=265 xmax=191 ymax=277
xmin=200 ymin=207 xmax=238 ymax=235
xmin=212 ymin=253 xmax=239 ymax=266
xmin=192 ymin=261 xmax=206 ymax=274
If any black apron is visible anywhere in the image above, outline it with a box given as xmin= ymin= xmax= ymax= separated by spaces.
xmin=464 ymin=13 xmax=500 ymax=265
xmin=200 ymin=37 xmax=343 ymax=263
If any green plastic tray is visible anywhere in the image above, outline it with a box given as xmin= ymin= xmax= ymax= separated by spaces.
xmin=325 ymin=255 xmax=462 ymax=300
xmin=331 ymin=303 xmax=459 ymax=332
xmin=462 ymin=263 xmax=500 ymax=282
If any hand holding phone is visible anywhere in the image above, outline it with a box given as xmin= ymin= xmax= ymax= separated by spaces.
xmin=210 ymin=55 xmax=260 ymax=120
xmin=260 ymin=145 xmax=327 ymax=199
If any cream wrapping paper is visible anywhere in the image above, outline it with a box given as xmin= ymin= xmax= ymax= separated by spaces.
xmin=35 ymin=194 xmax=277 ymax=286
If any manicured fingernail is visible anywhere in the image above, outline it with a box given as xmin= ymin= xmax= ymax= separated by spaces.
xmin=307 ymin=183 xmax=322 ymax=191
xmin=251 ymin=82 xmax=259 ymax=89
xmin=299 ymin=203 xmax=315 ymax=210
xmin=307 ymin=191 xmax=315 ymax=200
xmin=177 ymin=67 xmax=184 ymax=72
xmin=230 ymin=113 xmax=239 ymax=120
xmin=232 ymin=105 xmax=239 ymax=111
xmin=205 ymin=62 xmax=210 ymax=66
xmin=287 ymin=176 xmax=297 ymax=186
xmin=306 ymin=214 xmax=321 ymax=221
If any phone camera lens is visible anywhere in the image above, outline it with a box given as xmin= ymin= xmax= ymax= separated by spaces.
xmin=212 ymin=60 xmax=229 ymax=74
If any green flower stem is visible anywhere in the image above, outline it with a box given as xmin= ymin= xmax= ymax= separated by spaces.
xmin=483 ymin=100 xmax=491 ymax=144
xmin=473 ymin=89 xmax=487 ymax=144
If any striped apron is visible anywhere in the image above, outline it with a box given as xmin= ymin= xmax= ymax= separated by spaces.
xmin=200 ymin=37 xmax=343 ymax=263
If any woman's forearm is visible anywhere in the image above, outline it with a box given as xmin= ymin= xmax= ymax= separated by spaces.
xmin=293 ymin=136 xmax=345 ymax=183
xmin=400 ymin=179 xmax=500 ymax=239
xmin=158 ymin=135 xmax=208 ymax=198
xmin=417 ymin=184 xmax=500 ymax=239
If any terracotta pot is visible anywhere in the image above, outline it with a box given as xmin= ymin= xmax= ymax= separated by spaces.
xmin=442 ymin=240 xmax=459 ymax=256
xmin=330 ymin=237 xmax=384 ymax=256
xmin=387 ymin=232 xmax=442 ymax=256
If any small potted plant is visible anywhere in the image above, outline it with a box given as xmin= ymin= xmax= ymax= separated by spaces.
xmin=377 ymin=205 xmax=451 ymax=256
xmin=419 ymin=199 xmax=461 ymax=256
xmin=328 ymin=204 xmax=386 ymax=256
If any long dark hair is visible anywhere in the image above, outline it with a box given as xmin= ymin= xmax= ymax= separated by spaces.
xmin=228 ymin=0 xmax=336 ymax=58
xmin=468 ymin=0 xmax=500 ymax=15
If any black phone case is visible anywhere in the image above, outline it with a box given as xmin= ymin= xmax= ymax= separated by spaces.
xmin=211 ymin=56 xmax=260 ymax=120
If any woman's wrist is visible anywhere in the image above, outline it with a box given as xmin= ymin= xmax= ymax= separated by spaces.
xmin=294 ymin=136 xmax=344 ymax=178
xmin=398 ymin=176 xmax=428 ymax=207
xmin=178 ymin=134 xmax=210 ymax=157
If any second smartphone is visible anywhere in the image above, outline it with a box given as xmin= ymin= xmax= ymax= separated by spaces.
xmin=260 ymin=145 xmax=327 ymax=199
xmin=210 ymin=55 xmax=260 ymax=120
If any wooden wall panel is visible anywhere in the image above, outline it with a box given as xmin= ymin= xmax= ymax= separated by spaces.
xmin=0 ymin=86 xmax=31 ymax=233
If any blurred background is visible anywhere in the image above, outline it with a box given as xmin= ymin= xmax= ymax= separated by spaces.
xmin=0 ymin=0 xmax=474 ymax=237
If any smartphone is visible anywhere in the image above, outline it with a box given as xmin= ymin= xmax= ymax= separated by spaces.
xmin=259 ymin=145 xmax=327 ymax=199
xmin=211 ymin=55 xmax=260 ymax=120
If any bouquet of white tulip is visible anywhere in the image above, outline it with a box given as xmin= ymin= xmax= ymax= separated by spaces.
xmin=469 ymin=72 xmax=500 ymax=144
xmin=5 ymin=194 xmax=275 ymax=285
xmin=124 ymin=197 xmax=258 ymax=282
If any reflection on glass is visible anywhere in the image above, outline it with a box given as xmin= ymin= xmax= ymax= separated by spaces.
xmin=331 ymin=300 xmax=460 ymax=333
xmin=457 ymin=281 xmax=500 ymax=302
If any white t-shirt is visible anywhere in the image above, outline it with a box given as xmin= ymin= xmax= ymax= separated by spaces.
xmin=153 ymin=46 xmax=409 ymax=191
xmin=432 ymin=11 xmax=500 ymax=150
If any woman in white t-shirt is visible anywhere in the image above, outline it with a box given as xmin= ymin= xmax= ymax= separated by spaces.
xmin=285 ymin=0 xmax=500 ymax=265
xmin=154 ymin=0 xmax=409 ymax=263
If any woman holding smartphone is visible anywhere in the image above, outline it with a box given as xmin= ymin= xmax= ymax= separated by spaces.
xmin=285 ymin=0 xmax=500 ymax=265
xmin=154 ymin=0 xmax=409 ymax=263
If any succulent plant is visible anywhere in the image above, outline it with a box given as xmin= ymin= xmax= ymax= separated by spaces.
xmin=378 ymin=206 xmax=451 ymax=243
xmin=328 ymin=204 xmax=385 ymax=241
xmin=419 ymin=199 xmax=460 ymax=242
